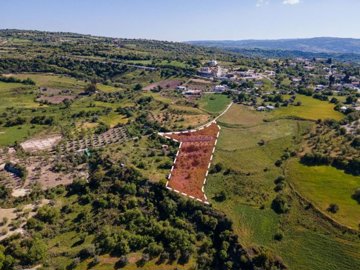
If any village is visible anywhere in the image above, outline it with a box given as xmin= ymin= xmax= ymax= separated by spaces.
xmin=170 ymin=58 xmax=360 ymax=113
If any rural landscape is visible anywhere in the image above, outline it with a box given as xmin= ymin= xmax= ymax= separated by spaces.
xmin=0 ymin=1 xmax=360 ymax=270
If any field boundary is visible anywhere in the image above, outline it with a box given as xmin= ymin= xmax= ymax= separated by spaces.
xmin=159 ymin=121 xmax=221 ymax=204
xmin=158 ymin=102 xmax=231 ymax=203
xmin=288 ymin=181 xmax=359 ymax=234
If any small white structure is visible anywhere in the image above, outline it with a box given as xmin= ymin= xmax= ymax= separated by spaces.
xmin=266 ymin=105 xmax=275 ymax=110
xmin=340 ymin=106 xmax=348 ymax=112
xmin=208 ymin=60 xmax=218 ymax=67
xmin=256 ymin=106 xmax=266 ymax=111
xmin=176 ymin=86 xmax=187 ymax=91
xmin=213 ymin=85 xmax=227 ymax=93
xmin=183 ymin=90 xmax=202 ymax=96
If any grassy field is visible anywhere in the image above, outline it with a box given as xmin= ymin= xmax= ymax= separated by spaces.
xmin=206 ymin=104 xmax=360 ymax=270
xmin=270 ymin=95 xmax=344 ymax=121
xmin=7 ymin=73 xmax=86 ymax=90
xmin=287 ymin=159 xmax=360 ymax=229
xmin=198 ymin=93 xmax=231 ymax=114
xmin=218 ymin=104 xmax=264 ymax=127
xmin=0 ymin=81 xmax=39 ymax=110
xmin=0 ymin=125 xmax=45 ymax=145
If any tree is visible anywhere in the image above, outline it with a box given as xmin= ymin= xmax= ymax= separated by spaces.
xmin=352 ymin=188 xmax=360 ymax=204
xmin=351 ymin=138 xmax=360 ymax=149
xmin=271 ymin=195 xmax=290 ymax=214
xmin=0 ymin=185 xmax=11 ymax=200
xmin=133 ymin=83 xmax=142 ymax=91
xmin=327 ymin=204 xmax=339 ymax=213
xmin=36 ymin=205 xmax=60 ymax=224
xmin=147 ymin=242 xmax=163 ymax=258
xmin=85 ymin=83 xmax=97 ymax=95
xmin=329 ymin=75 xmax=335 ymax=86
xmin=27 ymin=238 xmax=47 ymax=264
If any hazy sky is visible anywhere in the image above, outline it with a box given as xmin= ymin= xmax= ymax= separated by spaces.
xmin=1 ymin=0 xmax=359 ymax=41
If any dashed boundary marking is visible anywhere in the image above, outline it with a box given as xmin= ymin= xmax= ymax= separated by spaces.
xmin=160 ymin=121 xmax=222 ymax=205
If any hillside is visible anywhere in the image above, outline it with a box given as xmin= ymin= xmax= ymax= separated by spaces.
xmin=188 ymin=38 xmax=360 ymax=62
xmin=0 ymin=30 xmax=359 ymax=270
xmin=188 ymin=37 xmax=360 ymax=54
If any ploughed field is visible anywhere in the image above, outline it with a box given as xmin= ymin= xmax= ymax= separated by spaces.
xmin=161 ymin=122 xmax=220 ymax=203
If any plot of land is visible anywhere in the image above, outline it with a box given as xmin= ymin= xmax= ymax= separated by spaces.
xmin=270 ymin=95 xmax=344 ymax=121
xmin=36 ymin=87 xmax=77 ymax=104
xmin=198 ymin=93 xmax=231 ymax=114
xmin=20 ymin=135 xmax=62 ymax=152
xmin=185 ymin=79 xmax=214 ymax=92
xmin=160 ymin=122 xmax=220 ymax=203
xmin=287 ymin=159 xmax=360 ymax=229
xmin=143 ymin=79 xmax=182 ymax=91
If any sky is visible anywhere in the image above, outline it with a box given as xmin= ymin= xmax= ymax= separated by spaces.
xmin=1 ymin=0 xmax=360 ymax=41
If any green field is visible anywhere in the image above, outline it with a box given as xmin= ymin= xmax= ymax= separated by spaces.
xmin=198 ymin=93 xmax=231 ymax=114
xmin=0 ymin=81 xmax=39 ymax=110
xmin=8 ymin=73 xmax=86 ymax=90
xmin=287 ymin=159 xmax=360 ymax=229
xmin=270 ymin=95 xmax=344 ymax=121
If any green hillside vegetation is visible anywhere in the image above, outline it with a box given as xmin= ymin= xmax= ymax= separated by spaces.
xmin=207 ymin=104 xmax=360 ymax=270
xmin=0 ymin=30 xmax=359 ymax=270
xmin=0 ymin=152 xmax=284 ymax=270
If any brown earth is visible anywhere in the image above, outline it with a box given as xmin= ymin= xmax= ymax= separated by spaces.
xmin=163 ymin=123 xmax=220 ymax=202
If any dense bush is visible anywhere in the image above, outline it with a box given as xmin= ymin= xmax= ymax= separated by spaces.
xmin=271 ymin=195 xmax=290 ymax=214
xmin=0 ymin=152 xmax=287 ymax=270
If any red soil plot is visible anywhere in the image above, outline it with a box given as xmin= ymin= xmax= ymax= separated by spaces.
xmin=160 ymin=122 xmax=220 ymax=203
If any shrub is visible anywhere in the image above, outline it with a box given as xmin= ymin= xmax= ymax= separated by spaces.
xmin=36 ymin=205 xmax=60 ymax=224
xmin=214 ymin=191 xmax=227 ymax=202
xmin=271 ymin=195 xmax=290 ymax=214
xmin=274 ymin=160 xmax=282 ymax=167
xmin=147 ymin=242 xmax=163 ymax=258
xmin=352 ymin=188 xmax=360 ymax=204
xmin=210 ymin=163 xmax=223 ymax=174
xmin=274 ymin=232 xmax=283 ymax=241
xmin=327 ymin=204 xmax=339 ymax=213
xmin=115 ymin=255 xmax=128 ymax=268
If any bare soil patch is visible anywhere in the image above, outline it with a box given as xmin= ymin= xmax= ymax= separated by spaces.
xmin=20 ymin=135 xmax=62 ymax=152
xmin=185 ymin=79 xmax=214 ymax=92
xmin=163 ymin=123 xmax=220 ymax=202
xmin=0 ymin=199 xmax=49 ymax=241
xmin=36 ymin=87 xmax=76 ymax=104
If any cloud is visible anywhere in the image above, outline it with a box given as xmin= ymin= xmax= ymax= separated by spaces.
xmin=256 ymin=0 xmax=300 ymax=7
xmin=256 ymin=0 xmax=270 ymax=7
xmin=283 ymin=0 xmax=300 ymax=5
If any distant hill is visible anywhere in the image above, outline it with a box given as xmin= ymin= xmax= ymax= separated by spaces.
xmin=187 ymin=37 xmax=360 ymax=54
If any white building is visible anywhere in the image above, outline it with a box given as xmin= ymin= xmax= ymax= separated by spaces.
xmin=214 ymin=85 xmax=227 ymax=93
xmin=176 ymin=86 xmax=187 ymax=91
xmin=208 ymin=60 xmax=218 ymax=67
